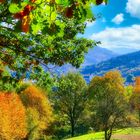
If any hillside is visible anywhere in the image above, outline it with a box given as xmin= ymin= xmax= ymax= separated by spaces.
xmin=81 ymin=51 xmax=140 ymax=82
xmin=82 ymin=46 xmax=118 ymax=66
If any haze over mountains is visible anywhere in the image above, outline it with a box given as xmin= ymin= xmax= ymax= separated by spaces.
xmin=83 ymin=46 xmax=118 ymax=66
xmin=108 ymin=47 xmax=139 ymax=55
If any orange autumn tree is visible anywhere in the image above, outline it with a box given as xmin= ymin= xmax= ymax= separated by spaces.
xmin=20 ymin=85 xmax=53 ymax=139
xmin=89 ymin=71 xmax=127 ymax=140
xmin=134 ymin=77 xmax=140 ymax=93
xmin=0 ymin=92 xmax=27 ymax=139
xmin=130 ymin=77 xmax=140 ymax=122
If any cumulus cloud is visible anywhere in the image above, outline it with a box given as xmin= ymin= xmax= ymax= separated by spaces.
xmin=90 ymin=24 xmax=140 ymax=50
xmin=126 ymin=0 xmax=140 ymax=19
xmin=112 ymin=13 xmax=124 ymax=24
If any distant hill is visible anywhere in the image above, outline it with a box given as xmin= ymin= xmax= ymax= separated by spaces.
xmin=81 ymin=51 xmax=140 ymax=82
xmin=82 ymin=46 xmax=118 ymax=66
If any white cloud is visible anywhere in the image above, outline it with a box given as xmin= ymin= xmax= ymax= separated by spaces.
xmin=90 ymin=24 xmax=140 ymax=50
xmin=126 ymin=0 xmax=140 ymax=19
xmin=112 ymin=13 xmax=124 ymax=24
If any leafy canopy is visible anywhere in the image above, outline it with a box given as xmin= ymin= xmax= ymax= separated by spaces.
xmin=53 ymin=72 xmax=88 ymax=137
xmin=0 ymin=0 xmax=107 ymax=79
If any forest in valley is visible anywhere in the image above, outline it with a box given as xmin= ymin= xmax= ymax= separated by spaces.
xmin=1 ymin=0 xmax=140 ymax=140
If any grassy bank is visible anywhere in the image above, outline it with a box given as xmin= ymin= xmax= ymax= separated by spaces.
xmin=67 ymin=127 xmax=140 ymax=140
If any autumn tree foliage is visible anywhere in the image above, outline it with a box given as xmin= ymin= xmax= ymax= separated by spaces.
xmin=0 ymin=92 xmax=27 ymax=140
xmin=20 ymin=85 xmax=53 ymax=139
xmin=130 ymin=77 xmax=140 ymax=122
xmin=124 ymin=85 xmax=134 ymax=103
xmin=130 ymin=94 xmax=140 ymax=123
xmin=134 ymin=77 xmax=140 ymax=93
xmin=88 ymin=71 xmax=127 ymax=140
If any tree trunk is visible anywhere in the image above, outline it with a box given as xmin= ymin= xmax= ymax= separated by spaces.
xmin=104 ymin=130 xmax=112 ymax=140
xmin=71 ymin=120 xmax=75 ymax=137
xmin=105 ymin=130 xmax=108 ymax=140
xmin=23 ymin=125 xmax=38 ymax=140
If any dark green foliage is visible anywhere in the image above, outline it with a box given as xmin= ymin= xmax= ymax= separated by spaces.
xmin=52 ymin=72 xmax=88 ymax=138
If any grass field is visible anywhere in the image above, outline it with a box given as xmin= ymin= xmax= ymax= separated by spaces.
xmin=67 ymin=127 xmax=140 ymax=140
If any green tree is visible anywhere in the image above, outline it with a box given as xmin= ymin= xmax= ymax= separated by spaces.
xmin=89 ymin=71 xmax=128 ymax=140
xmin=53 ymin=72 xmax=88 ymax=137
xmin=130 ymin=93 xmax=140 ymax=123
xmin=130 ymin=77 xmax=140 ymax=123
xmin=0 ymin=0 xmax=107 ymax=80
xmin=124 ymin=85 xmax=133 ymax=104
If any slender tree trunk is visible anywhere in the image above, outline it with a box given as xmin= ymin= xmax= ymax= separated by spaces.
xmin=23 ymin=125 xmax=38 ymax=140
xmin=71 ymin=119 xmax=75 ymax=137
xmin=104 ymin=130 xmax=112 ymax=140
xmin=108 ymin=131 xmax=112 ymax=140
xmin=105 ymin=130 xmax=108 ymax=140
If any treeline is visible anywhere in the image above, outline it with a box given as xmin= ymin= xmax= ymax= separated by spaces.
xmin=0 ymin=69 xmax=140 ymax=140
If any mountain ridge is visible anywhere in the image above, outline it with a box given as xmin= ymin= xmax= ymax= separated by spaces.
xmin=81 ymin=50 xmax=140 ymax=82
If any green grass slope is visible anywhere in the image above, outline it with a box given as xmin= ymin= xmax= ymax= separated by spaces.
xmin=66 ymin=127 xmax=140 ymax=140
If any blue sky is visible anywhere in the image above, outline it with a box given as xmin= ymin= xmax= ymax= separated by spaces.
xmin=83 ymin=0 xmax=140 ymax=54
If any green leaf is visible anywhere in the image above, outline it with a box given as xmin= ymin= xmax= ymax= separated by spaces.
xmin=50 ymin=12 xmax=57 ymax=21
xmin=31 ymin=24 xmax=42 ymax=34
xmin=56 ymin=0 xmax=70 ymax=7
xmin=14 ymin=21 xmax=22 ymax=32
xmin=9 ymin=3 xmax=21 ymax=14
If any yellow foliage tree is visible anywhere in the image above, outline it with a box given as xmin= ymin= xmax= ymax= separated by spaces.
xmin=89 ymin=71 xmax=127 ymax=140
xmin=20 ymin=85 xmax=53 ymax=139
xmin=130 ymin=77 xmax=140 ymax=122
xmin=0 ymin=92 xmax=27 ymax=140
